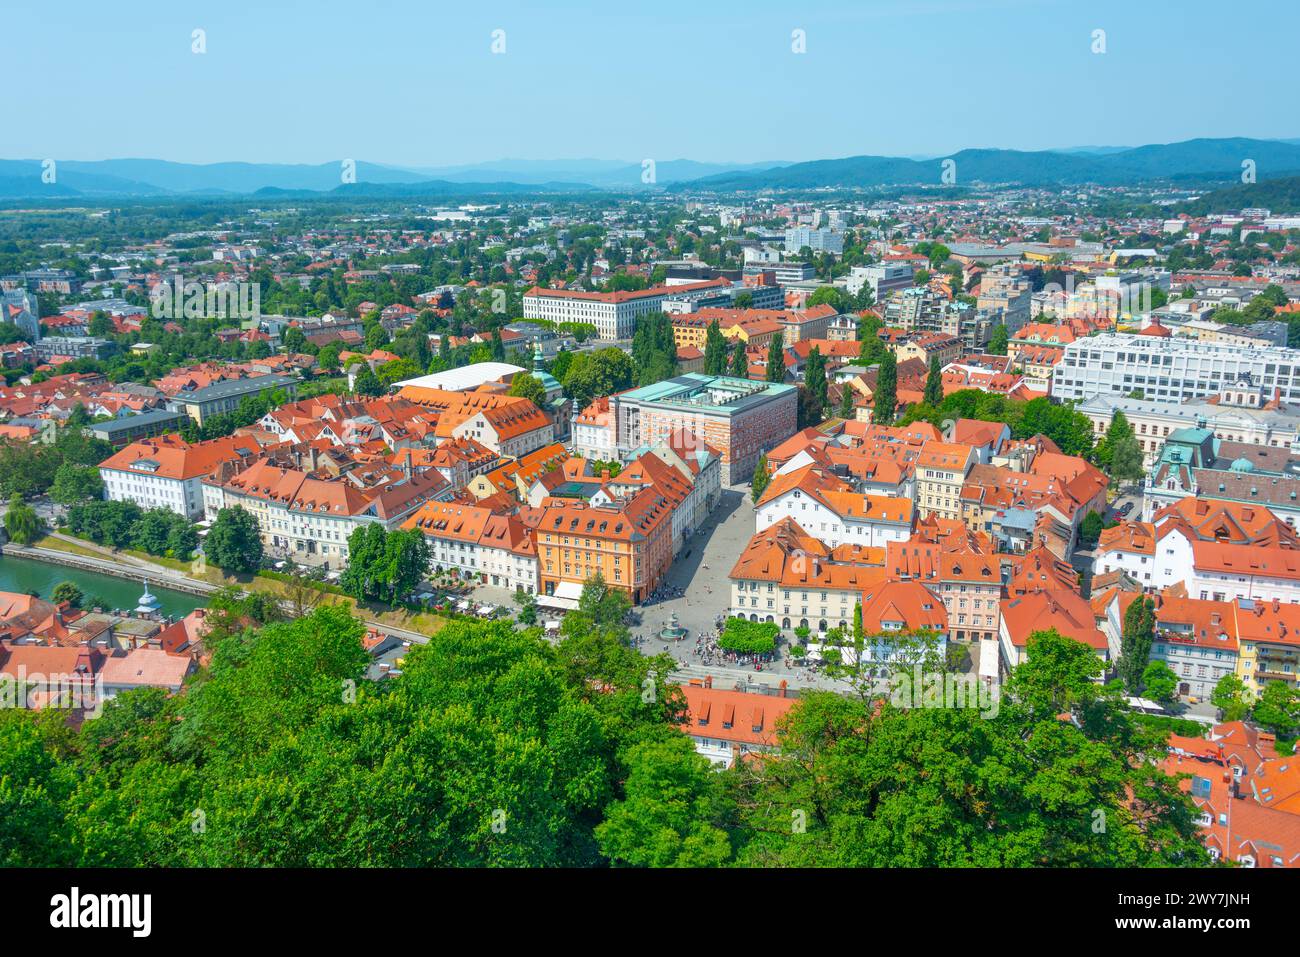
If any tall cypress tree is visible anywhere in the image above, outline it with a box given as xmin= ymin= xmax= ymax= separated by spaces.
xmin=704 ymin=320 xmax=726 ymax=376
xmin=765 ymin=332 xmax=785 ymax=383
xmin=1118 ymin=596 xmax=1156 ymax=694
xmin=806 ymin=346 xmax=828 ymax=417
xmin=924 ymin=354 xmax=943 ymax=406
xmin=729 ymin=338 xmax=748 ymax=378
xmin=839 ymin=381 xmax=855 ymax=418
xmin=873 ymin=350 xmax=897 ymax=424
xmin=751 ymin=454 xmax=770 ymax=503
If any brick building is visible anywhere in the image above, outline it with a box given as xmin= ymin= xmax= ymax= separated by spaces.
xmin=612 ymin=373 xmax=798 ymax=484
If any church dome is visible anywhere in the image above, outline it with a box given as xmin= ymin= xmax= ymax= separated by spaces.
xmin=531 ymin=343 xmax=563 ymax=397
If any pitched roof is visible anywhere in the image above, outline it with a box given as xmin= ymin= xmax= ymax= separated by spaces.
xmin=100 ymin=647 xmax=194 ymax=688
xmin=677 ymin=683 xmax=797 ymax=750
xmin=402 ymin=500 xmax=495 ymax=542
xmin=1000 ymin=588 xmax=1106 ymax=651
xmin=860 ymin=580 xmax=948 ymax=633
xmin=99 ymin=433 xmax=255 ymax=481
xmin=729 ymin=518 xmax=887 ymax=591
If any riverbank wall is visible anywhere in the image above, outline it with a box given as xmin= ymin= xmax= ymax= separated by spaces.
xmin=0 ymin=543 xmax=217 ymax=598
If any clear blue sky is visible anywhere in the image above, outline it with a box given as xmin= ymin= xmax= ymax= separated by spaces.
xmin=6 ymin=0 xmax=1295 ymax=166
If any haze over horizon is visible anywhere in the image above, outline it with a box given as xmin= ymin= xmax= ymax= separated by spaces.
xmin=7 ymin=0 xmax=1297 ymax=167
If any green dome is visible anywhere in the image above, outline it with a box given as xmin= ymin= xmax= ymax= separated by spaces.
xmin=1229 ymin=457 xmax=1254 ymax=473
xmin=531 ymin=342 xmax=562 ymax=395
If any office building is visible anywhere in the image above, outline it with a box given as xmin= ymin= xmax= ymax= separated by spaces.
xmin=166 ymin=373 xmax=300 ymax=426
xmin=523 ymin=284 xmax=680 ymax=340
xmin=1054 ymin=334 xmax=1300 ymax=406
xmin=847 ymin=262 xmax=914 ymax=302
xmin=612 ymin=373 xmax=798 ymax=483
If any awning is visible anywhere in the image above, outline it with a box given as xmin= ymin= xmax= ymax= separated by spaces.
xmin=978 ymin=639 xmax=1000 ymax=680
xmin=554 ymin=581 xmax=584 ymax=602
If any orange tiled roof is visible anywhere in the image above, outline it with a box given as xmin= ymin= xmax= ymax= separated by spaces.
xmin=99 ymin=433 xmax=255 ymax=481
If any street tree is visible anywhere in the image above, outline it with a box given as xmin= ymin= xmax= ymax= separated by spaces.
xmin=50 ymin=464 xmax=104 ymax=506
xmin=1117 ymin=595 xmax=1156 ymax=694
xmin=1211 ymin=673 xmax=1250 ymax=722
xmin=873 ymin=350 xmax=897 ymax=424
xmin=4 ymin=495 xmax=41 ymax=545
xmin=205 ymin=506 xmax=264 ymax=574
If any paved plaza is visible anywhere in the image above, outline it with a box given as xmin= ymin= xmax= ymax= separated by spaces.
xmin=631 ymin=483 xmax=850 ymax=693
xmin=467 ymin=482 xmax=847 ymax=693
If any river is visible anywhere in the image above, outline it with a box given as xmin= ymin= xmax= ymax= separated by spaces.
xmin=0 ymin=553 xmax=206 ymax=619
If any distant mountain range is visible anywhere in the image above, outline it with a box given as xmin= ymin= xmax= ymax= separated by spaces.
xmin=683 ymin=138 xmax=1300 ymax=191
xmin=1 ymin=139 xmax=1298 ymax=200
xmin=399 ymin=158 xmax=792 ymax=188
xmin=0 ymin=157 xmax=789 ymax=199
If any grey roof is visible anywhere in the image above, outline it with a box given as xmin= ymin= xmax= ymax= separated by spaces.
xmin=619 ymin=373 xmax=796 ymax=416
xmin=173 ymin=374 xmax=298 ymax=404
xmin=1075 ymin=393 xmax=1300 ymax=431
xmin=88 ymin=409 xmax=187 ymax=436
xmin=1187 ymin=470 xmax=1300 ymax=508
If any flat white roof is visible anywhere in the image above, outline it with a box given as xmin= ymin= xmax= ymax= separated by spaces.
xmin=393 ymin=362 xmax=524 ymax=393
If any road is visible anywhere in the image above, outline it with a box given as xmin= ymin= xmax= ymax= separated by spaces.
xmin=1109 ymin=484 xmax=1142 ymax=522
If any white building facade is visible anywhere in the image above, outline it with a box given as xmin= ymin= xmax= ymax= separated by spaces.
xmin=755 ymin=489 xmax=913 ymax=549
xmin=101 ymin=460 xmax=207 ymax=519
xmin=523 ymin=287 xmax=670 ymax=340
xmin=1054 ymin=334 xmax=1300 ymax=406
